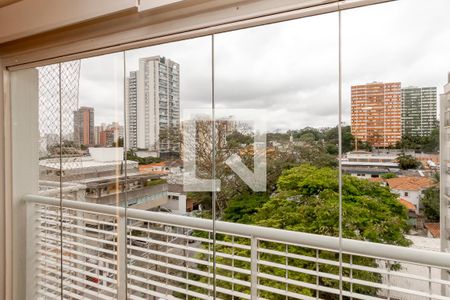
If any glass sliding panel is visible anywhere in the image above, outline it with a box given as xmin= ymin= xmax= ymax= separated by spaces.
xmin=214 ymin=13 xmax=339 ymax=299
xmin=342 ymin=0 xmax=450 ymax=298
xmin=38 ymin=63 xmax=67 ymax=299
xmin=58 ymin=54 xmax=125 ymax=298
xmin=124 ymin=37 xmax=213 ymax=299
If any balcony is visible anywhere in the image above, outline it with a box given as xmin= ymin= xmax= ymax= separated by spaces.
xmin=3 ymin=0 xmax=450 ymax=299
xmin=23 ymin=191 xmax=450 ymax=300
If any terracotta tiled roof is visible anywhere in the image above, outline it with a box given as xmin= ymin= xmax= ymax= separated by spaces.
xmin=140 ymin=170 xmax=169 ymax=175
xmin=424 ymin=223 xmax=440 ymax=238
xmin=139 ymin=164 xmax=169 ymax=174
xmin=399 ymin=198 xmax=416 ymax=211
xmin=386 ymin=176 xmax=435 ymax=191
xmin=142 ymin=162 xmax=167 ymax=167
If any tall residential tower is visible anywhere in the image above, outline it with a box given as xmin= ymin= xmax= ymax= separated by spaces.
xmin=73 ymin=106 xmax=94 ymax=146
xmin=351 ymin=82 xmax=402 ymax=148
xmin=126 ymin=56 xmax=180 ymax=157
xmin=402 ymin=86 xmax=437 ymax=137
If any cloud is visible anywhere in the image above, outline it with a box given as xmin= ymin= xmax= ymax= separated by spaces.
xmin=77 ymin=0 xmax=450 ymax=131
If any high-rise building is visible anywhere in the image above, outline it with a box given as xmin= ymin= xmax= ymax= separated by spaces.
xmin=351 ymin=82 xmax=402 ymax=148
xmin=402 ymin=86 xmax=437 ymax=137
xmin=126 ymin=56 xmax=180 ymax=157
xmin=94 ymin=122 xmax=123 ymax=146
xmin=126 ymin=71 xmax=138 ymax=149
xmin=94 ymin=125 xmax=102 ymax=145
xmin=99 ymin=129 xmax=115 ymax=146
xmin=73 ymin=106 xmax=94 ymax=146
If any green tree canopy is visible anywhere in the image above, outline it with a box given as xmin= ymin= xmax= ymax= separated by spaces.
xmin=255 ymin=164 xmax=410 ymax=245
xmin=395 ymin=127 xmax=439 ymax=153
xmin=421 ymin=187 xmax=440 ymax=221
xmin=322 ymin=126 xmax=354 ymax=153
xmin=381 ymin=172 xmax=397 ymax=179
xmin=222 ymin=193 xmax=270 ymax=224
xmin=396 ymin=154 xmax=421 ymax=170
xmin=291 ymin=127 xmax=323 ymax=141
xmin=187 ymin=165 xmax=411 ymax=299
xmin=421 ymin=172 xmax=440 ymax=221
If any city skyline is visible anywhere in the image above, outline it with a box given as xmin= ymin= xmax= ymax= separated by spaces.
xmin=78 ymin=0 xmax=450 ymax=131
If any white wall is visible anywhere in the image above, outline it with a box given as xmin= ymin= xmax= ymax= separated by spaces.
xmin=89 ymin=147 xmax=124 ymax=162
xmin=350 ymin=173 xmax=372 ymax=179
xmin=11 ymin=68 xmax=39 ymax=300
xmin=166 ymin=192 xmax=187 ymax=214
xmin=392 ymin=189 xmax=421 ymax=213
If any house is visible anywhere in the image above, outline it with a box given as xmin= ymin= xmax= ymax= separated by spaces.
xmin=342 ymin=150 xmax=400 ymax=178
xmin=399 ymin=198 xmax=421 ymax=228
xmin=139 ymin=160 xmax=183 ymax=175
xmin=386 ymin=177 xmax=435 ymax=214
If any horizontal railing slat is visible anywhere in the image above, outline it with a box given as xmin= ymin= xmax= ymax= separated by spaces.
xmin=24 ymin=194 xmax=450 ymax=269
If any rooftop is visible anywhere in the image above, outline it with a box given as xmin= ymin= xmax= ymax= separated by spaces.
xmin=39 ymin=157 xmax=138 ymax=171
xmin=399 ymin=198 xmax=416 ymax=211
xmin=386 ymin=176 xmax=435 ymax=191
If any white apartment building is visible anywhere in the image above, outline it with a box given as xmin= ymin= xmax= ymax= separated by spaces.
xmin=126 ymin=56 xmax=180 ymax=157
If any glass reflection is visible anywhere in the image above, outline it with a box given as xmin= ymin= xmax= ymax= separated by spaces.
xmin=124 ymin=37 xmax=213 ymax=298
xmin=342 ymin=0 xmax=450 ymax=297
xmin=214 ymin=13 xmax=340 ymax=298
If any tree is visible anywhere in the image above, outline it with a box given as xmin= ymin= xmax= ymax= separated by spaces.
xmin=323 ymin=126 xmax=354 ymax=153
xmin=292 ymin=127 xmax=323 ymax=141
xmin=298 ymin=132 xmax=316 ymax=143
xmin=126 ymin=150 xmax=161 ymax=165
xmin=182 ymin=119 xmax=255 ymax=216
xmin=184 ymin=165 xmax=410 ymax=299
xmin=381 ymin=172 xmax=397 ymax=179
xmin=226 ymin=130 xmax=253 ymax=148
xmin=256 ymin=164 xmax=410 ymax=245
xmin=421 ymin=187 xmax=439 ymax=221
xmin=250 ymin=165 xmax=410 ymax=298
xmin=421 ymin=171 xmax=440 ymax=221
xmin=395 ymin=127 xmax=439 ymax=153
xmin=222 ymin=193 xmax=269 ymax=224
xmin=293 ymin=143 xmax=337 ymax=168
xmin=422 ymin=127 xmax=439 ymax=153
xmin=397 ymin=154 xmax=421 ymax=170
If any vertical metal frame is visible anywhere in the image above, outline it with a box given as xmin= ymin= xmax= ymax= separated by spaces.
xmin=0 ymin=59 xmax=12 ymax=300
xmin=0 ymin=1 xmax=401 ymax=299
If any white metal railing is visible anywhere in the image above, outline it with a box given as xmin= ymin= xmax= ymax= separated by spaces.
xmin=24 ymin=194 xmax=450 ymax=300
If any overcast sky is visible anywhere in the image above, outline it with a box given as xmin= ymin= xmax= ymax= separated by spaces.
xmin=78 ymin=0 xmax=450 ymax=131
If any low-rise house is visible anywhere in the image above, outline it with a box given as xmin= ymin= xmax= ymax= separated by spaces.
xmin=40 ymin=147 xmax=169 ymax=210
xmin=342 ymin=150 xmax=400 ymax=178
xmin=139 ymin=160 xmax=183 ymax=175
xmin=82 ymin=172 xmax=168 ymax=210
xmin=399 ymin=198 xmax=422 ymax=228
xmin=386 ymin=176 xmax=435 ymax=214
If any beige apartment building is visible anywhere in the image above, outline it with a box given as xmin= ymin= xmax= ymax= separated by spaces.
xmin=351 ymin=82 xmax=402 ymax=147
